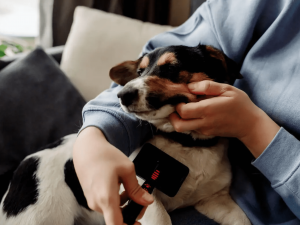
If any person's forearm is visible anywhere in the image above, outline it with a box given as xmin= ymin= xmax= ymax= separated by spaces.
xmin=74 ymin=126 xmax=109 ymax=159
xmin=239 ymin=109 xmax=280 ymax=158
xmin=73 ymin=126 xmax=153 ymax=225
xmin=73 ymin=126 xmax=110 ymax=183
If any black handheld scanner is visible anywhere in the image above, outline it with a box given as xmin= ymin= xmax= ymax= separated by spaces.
xmin=122 ymin=143 xmax=189 ymax=225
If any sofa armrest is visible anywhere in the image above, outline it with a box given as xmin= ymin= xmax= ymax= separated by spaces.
xmin=0 ymin=45 xmax=65 ymax=71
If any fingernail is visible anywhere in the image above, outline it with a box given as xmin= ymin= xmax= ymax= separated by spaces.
xmin=142 ymin=192 xmax=153 ymax=202
xmin=188 ymin=83 xmax=196 ymax=90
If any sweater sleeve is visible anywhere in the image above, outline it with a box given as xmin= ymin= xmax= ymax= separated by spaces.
xmin=252 ymin=128 xmax=300 ymax=219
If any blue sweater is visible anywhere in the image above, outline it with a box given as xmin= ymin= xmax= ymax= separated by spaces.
xmin=80 ymin=0 xmax=300 ymax=224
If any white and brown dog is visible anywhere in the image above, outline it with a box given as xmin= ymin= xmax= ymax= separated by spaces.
xmin=0 ymin=45 xmax=251 ymax=225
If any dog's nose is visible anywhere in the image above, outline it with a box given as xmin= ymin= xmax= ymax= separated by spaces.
xmin=117 ymin=88 xmax=139 ymax=107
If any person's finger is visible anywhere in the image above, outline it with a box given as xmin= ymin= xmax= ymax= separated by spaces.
xmin=102 ymin=196 xmax=123 ymax=225
xmin=169 ymin=112 xmax=207 ymax=133
xmin=96 ymin=174 xmax=123 ymax=225
xmin=188 ymin=80 xmax=232 ymax=96
xmin=120 ymin=191 xmax=129 ymax=206
xmin=175 ymin=102 xmax=207 ymax=119
xmin=121 ymin=165 xmax=153 ymax=206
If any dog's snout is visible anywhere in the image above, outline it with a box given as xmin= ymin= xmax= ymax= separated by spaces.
xmin=117 ymin=88 xmax=139 ymax=107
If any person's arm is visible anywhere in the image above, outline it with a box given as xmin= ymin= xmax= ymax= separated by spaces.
xmin=73 ymin=127 xmax=152 ymax=225
xmin=169 ymin=80 xmax=300 ymax=219
xmin=252 ymin=128 xmax=300 ymax=219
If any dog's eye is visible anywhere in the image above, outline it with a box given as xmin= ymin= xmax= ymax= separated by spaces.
xmin=137 ymin=68 xmax=145 ymax=76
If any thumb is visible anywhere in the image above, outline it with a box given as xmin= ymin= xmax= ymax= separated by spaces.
xmin=188 ymin=80 xmax=230 ymax=96
xmin=122 ymin=170 xmax=154 ymax=206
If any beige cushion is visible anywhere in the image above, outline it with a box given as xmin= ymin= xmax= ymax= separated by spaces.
xmin=61 ymin=6 xmax=173 ymax=101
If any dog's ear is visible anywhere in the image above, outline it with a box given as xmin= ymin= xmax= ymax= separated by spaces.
xmin=205 ymin=46 xmax=243 ymax=85
xmin=109 ymin=57 xmax=142 ymax=86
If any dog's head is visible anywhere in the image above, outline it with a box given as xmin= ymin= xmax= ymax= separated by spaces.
xmin=110 ymin=45 xmax=242 ymax=133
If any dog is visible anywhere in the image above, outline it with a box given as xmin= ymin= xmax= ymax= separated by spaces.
xmin=0 ymin=44 xmax=251 ymax=225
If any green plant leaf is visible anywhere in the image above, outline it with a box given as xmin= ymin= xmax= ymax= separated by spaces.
xmin=0 ymin=45 xmax=7 ymax=57
xmin=15 ymin=44 xmax=23 ymax=52
xmin=0 ymin=51 xmax=6 ymax=57
xmin=0 ymin=44 xmax=7 ymax=52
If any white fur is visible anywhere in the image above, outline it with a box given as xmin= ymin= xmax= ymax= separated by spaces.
xmin=0 ymin=134 xmax=104 ymax=225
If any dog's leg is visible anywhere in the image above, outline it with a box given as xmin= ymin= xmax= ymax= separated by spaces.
xmin=195 ymin=191 xmax=251 ymax=225
xmin=139 ymin=196 xmax=172 ymax=225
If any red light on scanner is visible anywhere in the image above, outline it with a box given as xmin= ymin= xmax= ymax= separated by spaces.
xmin=151 ymin=170 xmax=160 ymax=180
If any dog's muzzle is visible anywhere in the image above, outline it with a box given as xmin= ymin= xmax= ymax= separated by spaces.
xmin=117 ymin=88 xmax=139 ymax=107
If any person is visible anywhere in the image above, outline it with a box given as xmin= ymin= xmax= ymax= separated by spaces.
xmin=73 ymin=0 xmax=300 ymax=224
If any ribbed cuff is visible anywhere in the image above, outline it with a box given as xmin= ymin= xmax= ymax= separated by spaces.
xmin=252 ymin=127 xmax=300 ymax=187
xmin=79 ymin=109 xmax=131 ymax=156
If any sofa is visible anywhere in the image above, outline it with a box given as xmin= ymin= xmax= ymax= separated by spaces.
xmin=0 ymin=6 xmax=220 ymax=225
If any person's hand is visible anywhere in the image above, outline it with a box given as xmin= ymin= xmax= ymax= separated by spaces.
xmin=73 ymin=127 xmax=153 ymax=225
xmin=169 ymin=80 xmax=280 ymax=158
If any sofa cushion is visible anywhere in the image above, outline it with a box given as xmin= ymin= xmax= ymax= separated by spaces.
xmin=0 ymin=47 xmax=86 ymax=177
xmin=61 ymin=6 xmax=173 ymax=101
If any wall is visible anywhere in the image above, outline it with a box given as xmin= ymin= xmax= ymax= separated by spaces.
xmin=169 ymin=0 xmax=190 ymax=26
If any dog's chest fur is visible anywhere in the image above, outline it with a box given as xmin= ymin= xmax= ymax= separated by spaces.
xmin=146 ymin=135 xmax=232 ymax=212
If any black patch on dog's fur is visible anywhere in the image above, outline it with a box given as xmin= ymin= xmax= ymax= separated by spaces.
xmin=149 ymin=45 xmax=229 ymax=84
xmin=157 ymin=130 xmax=220 ymax=147
xmin=64 ymin=159 xmax=90 ymax=211
xmin=146 ymin=94 xmax=189 ymax=109
xmin=3 ymin=157 xmax=40 ymax=217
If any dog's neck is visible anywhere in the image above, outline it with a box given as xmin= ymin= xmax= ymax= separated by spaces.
xmin=148 ymin=118 xmax=218 ymax=147
xmin=156 ymin=130 xmax=219 ymax=147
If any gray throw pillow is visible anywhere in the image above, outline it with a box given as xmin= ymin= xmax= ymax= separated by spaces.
xmin=0 ymin=47 xmax=86 ymax=199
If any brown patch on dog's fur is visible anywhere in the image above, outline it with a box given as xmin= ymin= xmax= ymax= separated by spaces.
xmin=179 ymin=71 xmax=214 ymax=83
xmin=145 ymin=76 xmax=199 ymax=102
xmin=178 ymin=71 xmax=192 ymax=83
xmin=157 ymin=52 xmax=177 ymax=66
xmin=206 ymin=46 xmax=227 ymax=72
xmin=109 ymin=58 xmax=142 ymax=86
xmin=190 ymin=72 xmax=213 ymax=83
xmin=140 ymin=56 xmax=149 ymax=69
